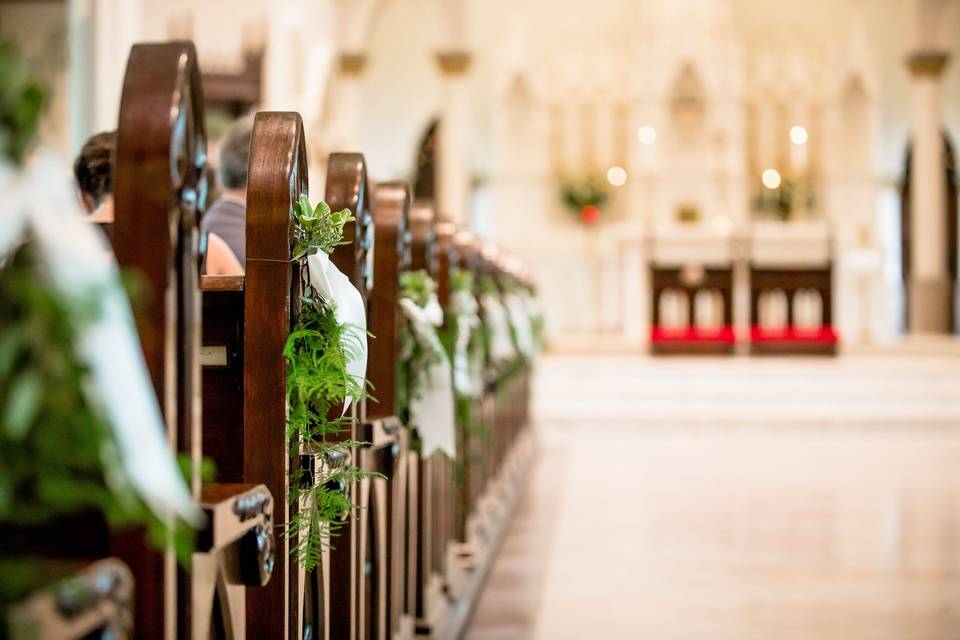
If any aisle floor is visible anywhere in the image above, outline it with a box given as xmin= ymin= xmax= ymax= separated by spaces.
xmin=467 ymin=354 xmax=960 ymax=639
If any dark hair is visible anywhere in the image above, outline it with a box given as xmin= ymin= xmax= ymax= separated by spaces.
xmin=73 ymin=131 xmax=116 ymax=209
xmin=217 ymin=115 xmax=253 ymax=190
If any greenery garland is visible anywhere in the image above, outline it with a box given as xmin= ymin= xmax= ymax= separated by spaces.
xmin=0 ymin=244 xmax=198 ymax=602
xmin=438 ymin=269 xmax=489 ymax=479
xmin=395 ymin=270 xmax=442 ymax=428
xmin=0 ymin=39 xmax=45 ymax=165
xmin=0 ymin=42 xmax=197 ymax=602
xmin=283 ymin=196 xmax=375 ymax=572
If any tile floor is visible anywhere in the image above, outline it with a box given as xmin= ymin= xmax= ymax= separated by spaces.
xmin=467 ymin=354 xmax=960 ymax=639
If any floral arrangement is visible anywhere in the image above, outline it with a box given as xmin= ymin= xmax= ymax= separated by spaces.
xmin=0 ymin=40 xmax=200 ymax=604
xmin=751 ymin=176 xmax=816 ymax=221
xmin=396 ymin=270 xmax=456 ymax=458
xmin=283 ymin=196 xmax=374 ymax=571
xmin=396 ymin=270 xmax=441 ymax=424
xmin=559 ymin=175 xmax=609 ymax=225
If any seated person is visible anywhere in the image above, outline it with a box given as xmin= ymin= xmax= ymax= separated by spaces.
xmin=73 ymin=131 xmax=115 ymax=223
xmin=203 ymin=115 xmax=252 ymax=266
xmin=74 ymin=131 xmax=243 ymax=276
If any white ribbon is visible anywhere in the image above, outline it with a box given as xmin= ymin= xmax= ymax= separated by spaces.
xmin=481 ymin=293 xmax=516 ymax=365
xmin=505 ymin=292 xmax=536 ymax=361
xmin=305 ymin=251 xmax=368 ymax=414
xmin=0 ymin=150 xmax=202 ymax=525
xmin=449 ymin=290 xmax=483 ymax=397
xmin=399 ymin=294 xmax=456 ymax=458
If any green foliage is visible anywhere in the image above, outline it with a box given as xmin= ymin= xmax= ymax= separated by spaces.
xmin=396 ymin=270 xmax=442 ymax=424
xmin=559 ymin=175 xmax=609 ymax=211
xmin=283 ymin=196 xmax=375 ymax=572
xmin=292 ymin=194 xmax=355 ymax=259
xmin=438 ymin=268 xmax=488 ymax=488
xmin=751 ymin=176 xmax=815 ymax=221
xmin=284 ymin=296 xmax=366 ymax=447
xmin=0 ymin=39 xmax=45 ymax=166
xmin=399 ymin=269 xmax=436 ymax=308
xmin=450 ymin=268 xmax=474 ymax=295
xmin=0 ymin=243 xmax=195 ymax=595
xmin=478 ymin=275 xmax=498 ymax=296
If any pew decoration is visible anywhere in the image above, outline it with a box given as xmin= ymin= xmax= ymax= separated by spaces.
xmin=503 ymin=278 xmax=538 ymax=363
xmin=0 ymin=38 xmax=45 ymax=165
xmin=479 ymin=275 xmax=518 ymax=369
xmin=3 ymin=37 xmax=547 ymax=638
xmin=0 ymin=153 xmax=202 ymax=553
xmin=397 ymin=269 xmax=457 ymax=458
xmin=441 ymin=268 xmax=485 ymax=400
xmin=284 ymin=195 xmax=374 ymax=570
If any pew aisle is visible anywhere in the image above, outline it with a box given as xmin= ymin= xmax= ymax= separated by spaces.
xmin=468 ymin=354 xmax=960 ymax=640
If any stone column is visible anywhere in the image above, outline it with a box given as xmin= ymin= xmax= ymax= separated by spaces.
xmin=906 ymin=51 xmax=951 ymax=333
xmin=434 ymin=51 xmax=471 ymax=226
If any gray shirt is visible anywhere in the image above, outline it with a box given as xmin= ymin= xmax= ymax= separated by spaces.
xmin=201 ymin=195 xmax=246 ymax=266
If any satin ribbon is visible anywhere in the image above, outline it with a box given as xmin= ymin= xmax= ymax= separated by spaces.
xmin=305 ymin=251 xmax=368 ymax=414
xmin=505 ymin=292 xmax=536 ymax=361
xmin=399 ymin=294 xmax=456 ymax=458
xmin=481 ymin=293 xmax=516 ymax=365
xmin=448 ymin=290 xmax=483 ymax=397
xmin=0 ymin=150 xmax=202 ymax=525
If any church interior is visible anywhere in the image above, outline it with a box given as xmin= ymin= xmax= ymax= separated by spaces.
xmin=1 ymin=0 xmax=960 ymax=638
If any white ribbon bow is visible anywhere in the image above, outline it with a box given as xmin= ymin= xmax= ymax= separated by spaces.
xmin=306 ymin=251 xmax=368 ymax=414
xmin=505 ymin=292 xmax=536 ymax=360
xmin=0 ymin=150 xmax=202 ymax=525
xmin=481 ymin=293 xmax=516 ymax=365
xmin=399 ymin=294 xmax=456 ymax=458
xmin=449 ymin=290 xmax=483 ymax=397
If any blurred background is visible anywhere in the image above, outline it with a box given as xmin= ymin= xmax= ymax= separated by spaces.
xmin=3 ymin=0 xmax=960 ymax=345
xmin=4 ymin=0 xmax=960 ymax=637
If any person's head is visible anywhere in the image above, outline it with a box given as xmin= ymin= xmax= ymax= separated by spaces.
xmin=73 ymin=131 xmax=116 ymax=214
xmin=217 ymin=115 xmax=254 ymax=193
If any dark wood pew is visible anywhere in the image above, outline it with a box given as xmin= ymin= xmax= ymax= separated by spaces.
xmin=113 ymin=42 xmax=273 ymax=639
xmin=405 ymin=201 xmax=456 ymax=637
xmin=450 ymin=232 xmax=486 ymax=556
xmin=200 ymin=111 xmax=313 ymax=638
xmin=433 ymin=221 xmax=469 ymax=599
xmin=325 ymin=152 xmax=401 ymax=640
xmin=368 ymin=182 xmax=419 ymax=640
xmin=112 ymin=40 xmax=206 ymax=640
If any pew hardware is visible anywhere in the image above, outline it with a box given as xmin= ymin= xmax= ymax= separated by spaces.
xmin=54 ymin=561 xmax=133 ymax=619
xmin=323 ymin=447 xmax=348 ymax=470
xmin=233 ymin=522 xmax=276 ymax=587
xmin=232 ymin=488 xmax=272 ymax=521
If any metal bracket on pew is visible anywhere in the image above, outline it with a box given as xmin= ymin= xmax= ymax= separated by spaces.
xmin=192 ymin=483 xmax=275 ymax=639
xmin=6 ymin=559 xmax=134 ymax=640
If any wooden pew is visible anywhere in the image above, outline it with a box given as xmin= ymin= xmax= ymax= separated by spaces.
xmin=112 ymin=40 xmax=206 ymax=639
xmin=405 ymin=201 xmax=455 ymax=637
xmin=368 ymin=182 xmax=416 ymax=639
xmin=201 ymin=111 xmax=313 ymax=638
xmin=450 ymin=232 xmax=486 ymax=556
xmin=325 ymin=152 xmax=401 ymax=640
xmin=113 ymin=42 xmax=273 ymax=639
